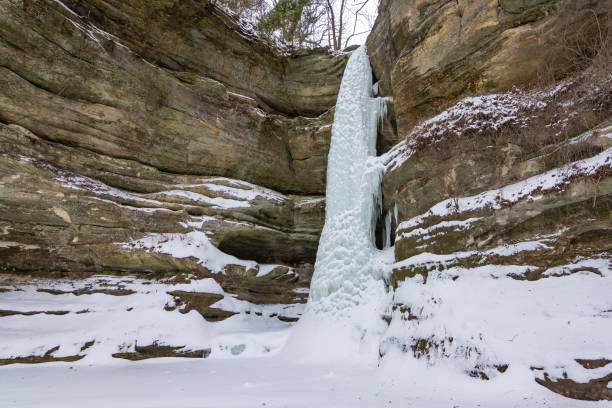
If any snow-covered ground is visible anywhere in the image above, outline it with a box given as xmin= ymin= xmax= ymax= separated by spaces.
xmin=0 ymin=268 xmax=606 ymax=408
xmin=1 ymin=347 xmax=609 ymax=407
xmin=0 ymin=275 xmax=303 ymax=362
xmin=0 ymin=268 xmax=609 ymax=407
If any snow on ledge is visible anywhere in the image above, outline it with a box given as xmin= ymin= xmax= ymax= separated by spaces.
xmin=397 ymin=147 xmax=612 ymax=232
xmin=377 ymin=78 xmax=609 ymax=174
xmin=391 ymin=239 xmax=554 ymax=273
xmin=177 ymin=177 xmax=288 ymax=203
xmin=8 ymin=153 xmax=288 ymax=211
xmin=118 ymin=231 xmax=257 ymax=274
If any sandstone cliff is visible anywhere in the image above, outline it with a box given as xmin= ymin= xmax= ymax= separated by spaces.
xmin=368 ymin=0 xmax=611 ymax=148
xmin=0 ymin=0 xmax=351 ymax=279
xmin=369 ymin=0 xmax=611 ymax=400
xmin=0 ymin=0 xmax=351 ymax=333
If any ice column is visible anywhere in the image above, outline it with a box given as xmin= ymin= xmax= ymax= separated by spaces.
xmin=307 ymin=45 xmax=387 ymax=318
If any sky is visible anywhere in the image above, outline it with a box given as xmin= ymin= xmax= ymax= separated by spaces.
xmin=233 ymin=0 xmax=381 ymax=49
xmin=344 ymin=0 xmax=381 ymax=47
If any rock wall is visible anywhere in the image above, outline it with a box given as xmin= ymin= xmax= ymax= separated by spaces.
xmin=369 ymin=0 xmax=611 ymax=400
xmin=59 ymin=0 xmax=345 ymax=117
xmin=0 ymin=0 xmax=349 ymax=303
xmin=368 ymin=0 xmax=612 ymax=148
xmin=1 ymin=0 xmax=347 ymax=194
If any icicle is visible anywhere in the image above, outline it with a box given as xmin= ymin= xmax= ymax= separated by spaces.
xmin=383 ymin=211 xmax=392 ymax=249
xmin=394 ymin=203 xmax=398 ymax=225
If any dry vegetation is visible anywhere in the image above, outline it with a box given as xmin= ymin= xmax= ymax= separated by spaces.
xmin=402 ymin=4 xmax=611 ymax=173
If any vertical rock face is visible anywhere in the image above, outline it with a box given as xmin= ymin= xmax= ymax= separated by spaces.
xmin=368 ymin=0 xmax=612 ymax=400
xmin=58 ymin=0 xmax=347 ymax=117
xmin=0 ymin=0 xmax=351 ymax=280
xmin=368 ymin=0 xmax=612 ymax=146
xmin=1 ymin=0 xmax=347 ymax=194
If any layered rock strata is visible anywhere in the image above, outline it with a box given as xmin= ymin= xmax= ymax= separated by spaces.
xmin=0 ymin=0 xmax=346 ymax=337
xmin=370 ymin=0 xmax=611 ymax=400
xmin=368 ymin=0 xmax=612 ymax=148
xmin=0 ymin=0 xmax=349 ymax=280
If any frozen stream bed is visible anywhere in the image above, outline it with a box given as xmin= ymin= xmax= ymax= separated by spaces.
xmin=1 ymin=354 xmax=609 ymax=408
xmin=0 ymin=272 xmax=608 ymax=407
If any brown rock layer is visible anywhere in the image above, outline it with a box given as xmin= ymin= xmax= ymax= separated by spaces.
xmin=0 ymin=0 xmax=340 ymax=281
xmin=0 ymin=0 xmax=345 ymax=194
xmin=368 ymin=0 xmax=612 ymax=147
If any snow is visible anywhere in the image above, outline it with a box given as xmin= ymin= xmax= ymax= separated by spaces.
xmin=178 ymin=215 xmax=217 ymax=229
xmin=227 ymin=91 xmax=256 ymax=102
xmin=2 ymin=24 xmax=610 ymax=407
xmin=52 ymin=0 xmax=129 ymax=52
xmin=392 ymin=239 xmax=553 ymax=273
xmin=155 ymin=189 xmax=250 ymax=209
xmin=543 ymin=255 xmax=612 ymax=278
xmin=382 ymin=260 xmax=612 ymax=375
xmin=411 ymin=92 xmax=543 ymax=141
xmin=119 ymin=231 xmax=258 ymax=274
xmin=378 ymin=138 xmax=411 ymax=173
xmin=370 ymin=84 xmax=612 ymax=392
xmin=56 ymin=171 xmax=164 ymax=207
xmin=391 ymin=232 xmax=593 ymax=278
xmin=378 ymin=78 xmax=612 ymax=173
xmin=87 ymin=197 xmax=172 ymax=213
xmin=177 ymin=177 xmax=287 ymax=203
xmin=542 ymin=362 xmax=611 ymax=384
xmin=0 ymin=349 xmax=609 ymax=407
xmin=375 ymin=88 xmax=550 ymax=173
xmin=0 ymin=276 xmax=299 ymax=364
xmin=0 ymin=263 xmax=608 ymax=408
xmin=0 ymin=241 xmax=39 ymax=250
xmin=297 ymin=197 xmax=325 ymax=205
xmin=396 ymin=146 xmax=612 ymax=231
xmin=255 ymin=264 xmax=296 ymax=278
xmin=397 ymin=217 xmax=482 ymax=241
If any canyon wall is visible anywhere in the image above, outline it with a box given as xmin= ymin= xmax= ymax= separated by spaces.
xmin=0 ymin=0 xmax=351 ymax=310
xmin=369 ymin=0 xmax=611 ymax=400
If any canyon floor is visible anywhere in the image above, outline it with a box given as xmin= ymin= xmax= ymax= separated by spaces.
xmin=2 ymin=351 xmax=609 ymax=407
xmin=0 ymin=274 xmax=609 ymax=408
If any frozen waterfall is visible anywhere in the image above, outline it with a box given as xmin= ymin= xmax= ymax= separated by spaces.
xmin=307 ymin=45 xmax=388 ymax=320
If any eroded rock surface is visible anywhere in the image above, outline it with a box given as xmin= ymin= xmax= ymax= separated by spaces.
xmin=0 ymin=2 xmax=334 ymax=358
xmin=368 ymin=0 xmax=612 ymax=147
xmin=0 ymin=123 xmax=326 ymax=273
xmin=0 ymin=0 xmax=345 ymax=194
xmin=0 ymin=0 xmax=344 ymax=284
